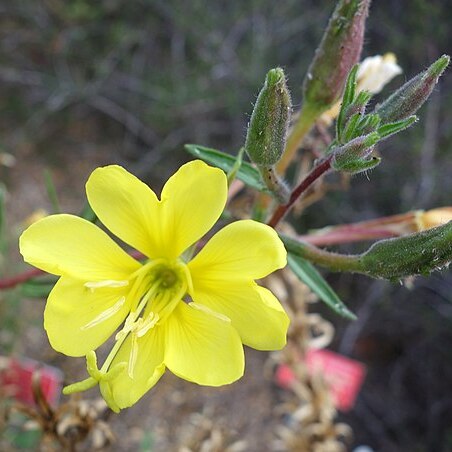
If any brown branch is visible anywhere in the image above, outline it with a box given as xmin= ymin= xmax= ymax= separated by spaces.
xmin=267 ymin=156 xmax=333 ymax=228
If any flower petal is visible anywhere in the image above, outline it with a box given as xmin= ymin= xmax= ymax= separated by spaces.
xmin=44 ymin=277 xmax=131 ymax=356
xmin=191 ymin=280 xmax=289 ymax=350
xmin=164 ymin=302 xmax=244 ymax=386
xmin=86 ymin=165 xmax=162 ymax=258
xmin=20 ymin=214 xmax=140 ymax=280
xmin=188 ymin=220 xmax=287 ymax=281
xmin=159 ymin=160 xmax=227 ymax=258
xmin=100 ymin=328 xmax=166 ymax=410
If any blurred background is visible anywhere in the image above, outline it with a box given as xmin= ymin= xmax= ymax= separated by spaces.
xmin=0 ymin=0 xmax=451 ymax=450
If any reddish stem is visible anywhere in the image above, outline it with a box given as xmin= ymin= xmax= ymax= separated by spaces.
xmin=267 ymin=156 xmax=333 ymax=228
xmin=0 ymin=268 xmax=44 ymax=290
xmin=0 ymin=249 xmax=146 ymax=291
xmin=300 ymin=227 xmax=398 ymax=246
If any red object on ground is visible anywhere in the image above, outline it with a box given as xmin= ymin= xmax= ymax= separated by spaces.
xmin=0 ymin=356 xmax=63 ymax=406
xmin=275 ymin=348 xmax=367 ymax=412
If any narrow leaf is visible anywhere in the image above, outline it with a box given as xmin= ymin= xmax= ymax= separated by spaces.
xmin=44 ymin=169 xmax=61 ymax=213
xmin=337 ymin=64 xmax=359 ymax=141
xmin=0 ymin=184 xmax=5 ymax=251
xmin=185 ymin=144 xmax=269 ymax=193
xmin=288 ymin=253 xmax=356 ymax=320
xmin=79 ymin=202 xmax=97 ymax=223
xmin=21 ymin=278 xmax=56 ymax=298
xmin=377 ymin=115 xmax=417 ymax=139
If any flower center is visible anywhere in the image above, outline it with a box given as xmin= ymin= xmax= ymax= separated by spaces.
xmin=112 ymin=259 xmax=192 ymax=378
xmin=80 ymin=258 xmax=193 ymax=381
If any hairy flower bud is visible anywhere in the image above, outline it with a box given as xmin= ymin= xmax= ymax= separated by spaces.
xmin=331 ymin=132 xmax=380 ymax=173
xmin=375 ymin=55 xmax=450 ymax=123
xmin=303 ymin=0 xmax=371 ymax=113
xmin=360 ymin=221 xmax=452 ymax=279
xmin=245 ymin=68 xmax=292 ymax=167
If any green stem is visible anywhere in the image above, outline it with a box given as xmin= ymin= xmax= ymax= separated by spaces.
xmin=277 ymin=104 xmax=319 ymax=174
xmin=282 ymin=234 xmax=364 ymax=273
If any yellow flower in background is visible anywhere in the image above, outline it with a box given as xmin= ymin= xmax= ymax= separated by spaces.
xmin=321 ymin=53 xmax=403 ymax=125
xmin=19 ymin=160 xmax=288 ymax=411
xmin=415 ymin=207 xmax=452 ymax=231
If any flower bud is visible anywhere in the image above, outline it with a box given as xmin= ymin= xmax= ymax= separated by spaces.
xmin=415 ymin=207 xmax=452 ymax=232
xmin=331 ymin=132 xmax=380 ymax=173
xmin=375 ymin=55 xmax=450 ymax=123
xmin=245 ymin=68 xmax=292 ymax=167
xmin=360 ymin=221 xmax=452 ymax=279
xmin=303 ymin=0 xmax=371 ymax=113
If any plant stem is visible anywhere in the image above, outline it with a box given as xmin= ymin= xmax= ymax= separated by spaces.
xmin=301 ymin=227 xmax=397 ymax=246
xmin=268 ymin=156 xmax=333 ymax=228
xmin=282 ymin=235 xmax=364 ymax=273
xmin=277 ymin=105 xmax=319 ymax=174
xmin=0 ymin=268 xmax=44 ymax=289
xmin=0 ymin=250 xmax=146 ymax=291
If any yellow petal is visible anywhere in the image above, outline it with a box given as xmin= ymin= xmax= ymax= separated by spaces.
xmin=20 ymin=214 xmax=140 ymax=280
xmin=164 ymin=302 xmax=244 ymax=386
xmin=191 ymin=280 xmax=289 ymax=350
xmin=100 ymin=328 xmax=165 ymax=409
xmin=188 ymin=220 xmax=287 ymax=282
xmin=159 ymin=160 xmax=227 ymax=258
xmin=44 ymin=277 xmax=131 ymax=356
xmin=86 ymin=165 xmax=161 ymax=258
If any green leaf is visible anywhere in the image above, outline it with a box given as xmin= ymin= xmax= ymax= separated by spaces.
xmin=0 ymin=183 xmax=6 ymax=252
xmin=185 ymin=144 xmax=269 ymax=193
xmin=79 ymin=202 xmax=97 ymax=223
xmin=44 ymin=169 xmax=61 ymax=213
xmin=337 ymin=64 xmax=358 ymax=141
xmin=21 ymin=278 xmax=57 ymax=298
xmin=287 ymin=253 xmax=356 ymax=320
xmin=377 ymin=115 xmax=417 ymax=139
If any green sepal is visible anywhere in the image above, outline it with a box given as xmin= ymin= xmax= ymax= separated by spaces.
xmin=331 ymin=132 xmax=380 ymax=174
xmin=185 ymin=144 xmax=270 ymax=193
xmin=336 ymin=156 xmax=381 ymax=174
xmin=288 ymin=253 xmax=356 ymax=320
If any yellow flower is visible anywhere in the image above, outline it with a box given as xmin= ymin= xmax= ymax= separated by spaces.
xmin=19 ymin=160 xmax=288 ymax=411
xmin=415 ymin=207 xmax=452 ymax=231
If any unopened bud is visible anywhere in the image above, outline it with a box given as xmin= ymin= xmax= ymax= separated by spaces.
xmin=245 ymin=68 xmax=292 ymax=167
xmin=375 ymin=55 xmax=450 ymax=123
xmin=360 ymin=221 xmax=452 ymax=279
xmin=303 ymin=0 xmax=371 ymax=113
xmin=331 ymin=132 xmax=380 ymax=173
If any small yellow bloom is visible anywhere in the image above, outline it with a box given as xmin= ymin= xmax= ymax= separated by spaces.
xmin=19 ymin=160 xmax=288 ymax=411
xmin=415 ymin=207 xmax=452 ymax=231
xmin=321 ymin=53 xmax=403 ymax=125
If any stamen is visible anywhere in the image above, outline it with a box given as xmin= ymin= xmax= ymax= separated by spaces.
xmin=189 ymin=302 xmax=231 ymax=322
xmin=128 ymin=333 xmax=139 ymax=378
xmin=84 ymin=280 xmax=129 ymax=292
xmin=136 ymin=312 xmax=159 ymax=337
xmin=115 ymin=311 xmax=137 ymax=341
xmin=81 ymin=296 xmax=126 ymax=330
